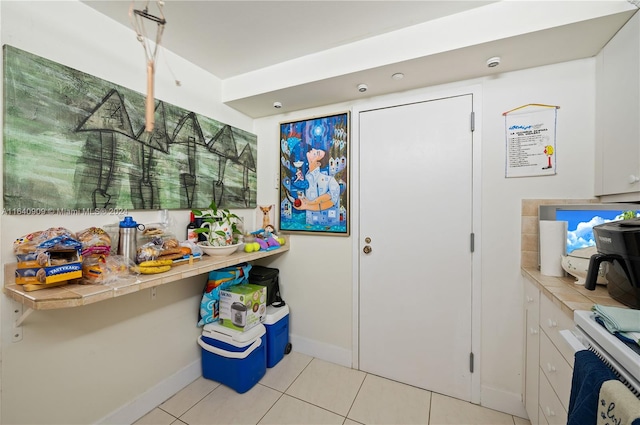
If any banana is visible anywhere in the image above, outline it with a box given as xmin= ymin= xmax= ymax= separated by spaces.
xmin=138 ymin=265 xmax=172 ymax=274
xmin=138 ymin=259 xmax=173 ymax=268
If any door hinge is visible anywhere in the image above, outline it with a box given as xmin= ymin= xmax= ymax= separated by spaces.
xmin=470 ymin=352 xmax=475 ymax=373
xmin=470 ymin=111 xmax=475 ymax=132
xmin=470 ymin=233 xmax=475 ymax=253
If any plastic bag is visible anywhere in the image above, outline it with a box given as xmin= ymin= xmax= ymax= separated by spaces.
xmin=180 ymin=240 xmax=203 ymax=257
xmin=13 ymin=227 xmax=76 ymax=254
xmin=76 ymin=227 xmax=111 ymax=257
xmin=135 ymin=240 xmax=164 ymax=264
xmin=197 ymin=262 xmax=252 ymax=327
xmin=81 ymin=255 xmax=136 ymax=285
xmin=137 ymin=222 xmax=177 ymax=248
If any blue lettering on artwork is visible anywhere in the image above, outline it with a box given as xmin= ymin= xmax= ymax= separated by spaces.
xmin=508 ymin=125 xmax=532 ymax=130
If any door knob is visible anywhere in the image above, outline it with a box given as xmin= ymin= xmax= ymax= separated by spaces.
xmin=363 ymin=245 xmax=372 ymax=254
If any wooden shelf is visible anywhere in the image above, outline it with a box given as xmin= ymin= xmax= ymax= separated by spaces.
xmin=3 ymin=242 xmax=289 ymax=311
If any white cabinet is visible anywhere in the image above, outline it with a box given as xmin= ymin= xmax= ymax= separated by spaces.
xmin=595 ymin=12 xmax=640 ymax=202
xmin=523 ymin=278 xmax=540 ymax=424
xmin=539 ymin=372 xmax=569 ymax=425
xmin=522 ymin=277 xmax=575 ymax=425
xmin=540 ymin=332 xmax=573 ymax=413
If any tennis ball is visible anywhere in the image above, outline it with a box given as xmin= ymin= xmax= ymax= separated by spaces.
xmin=278 ymin=237 xmax=286 ymax=245
xmin=253 ymin=242 xmax=261 ymax=251
xmin=244 ymin=243 xmax=254 ymax=253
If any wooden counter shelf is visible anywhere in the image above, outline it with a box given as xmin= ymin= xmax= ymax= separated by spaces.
xmin=3 ymin=240 xmax=289 ymax=327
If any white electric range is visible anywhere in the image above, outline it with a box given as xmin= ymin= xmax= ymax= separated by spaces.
xmin=561 ymin=309 xmax=640 ymax=396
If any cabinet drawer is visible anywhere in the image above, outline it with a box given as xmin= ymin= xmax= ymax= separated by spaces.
xmin=540 ymin=295 xmax=574 ymax=365
xmin=540 ymin=331 xmax=573 ymax=411
xmin=539 ymin=371 xmax=568 ymax=425
xmin=524 ymin=278 xmax=540 ymax=322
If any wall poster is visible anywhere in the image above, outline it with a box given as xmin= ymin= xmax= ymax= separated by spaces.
xmin=504 ymin=104 xmax=559 ymax=178
xmin=2 ymin=45 xmax=257 ymax=213
xmin=279 ymin=112 xmax=349 ymax=235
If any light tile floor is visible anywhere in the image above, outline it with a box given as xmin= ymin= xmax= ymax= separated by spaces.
xmin=134 ymin=352 xmax=532 ymax=425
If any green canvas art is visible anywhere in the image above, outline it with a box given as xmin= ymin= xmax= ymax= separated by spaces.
xmin=2 ymin=45 xmax=257 ymax=213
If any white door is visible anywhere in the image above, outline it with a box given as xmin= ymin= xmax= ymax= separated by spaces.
xmin=358 ymin=94 xmax=474 ymax=401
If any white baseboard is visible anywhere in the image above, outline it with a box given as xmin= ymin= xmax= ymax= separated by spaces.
xmin=480 ymin=384 xmax=528 ymax=419
xmin=96 ymin=360 xmax=201 ymax=425
xmin=290 ymin=333 xmax=352 ymax=368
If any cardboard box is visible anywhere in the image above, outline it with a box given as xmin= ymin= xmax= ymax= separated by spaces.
xmin=15 ymin=262 xmax=82 ymax=285
xmin=219 ymin=284 xmax=267 ymax=332
xmin=16 ymin=248 xmax=81 ymax=269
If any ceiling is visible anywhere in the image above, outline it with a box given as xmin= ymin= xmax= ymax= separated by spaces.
xmin=82 ymin=1 xmax=638 ymax=118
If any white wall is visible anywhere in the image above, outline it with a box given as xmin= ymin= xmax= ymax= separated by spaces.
xmin=0 ymin=2 xmax=256 ymax=424
xmin=0 ymin=0 xmax=599 ymax=423
xmin=253 ymin=58 xmax=597 ymax=416
xmin=479 ymin=59 xmax=596 ymax=412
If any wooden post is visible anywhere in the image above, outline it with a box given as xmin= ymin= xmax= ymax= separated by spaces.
xmin=146 ymin=60 xmax=155 ymax=132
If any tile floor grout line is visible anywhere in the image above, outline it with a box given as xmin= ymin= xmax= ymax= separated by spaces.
xmin=283 ymin=392 xmax=350 ymax=420
xmin=426 ymin=389 xmax=433 ymax=425
xmin=251 ymin=356 xmax=317 ymax=425
xmin=284 ymin=356 xmax=314 ymax=392
xmin=169 ymin=382 xmax=220 ymax=421
xmin=254 ymin=383 xmax=286 ymax=425
xmin=157 ymin=406 xmax=179 ymax=421
xmin=175 ymin=383 xmax=224 ymax=424
xmin=343 ymin=371 xmax=368 ymax=422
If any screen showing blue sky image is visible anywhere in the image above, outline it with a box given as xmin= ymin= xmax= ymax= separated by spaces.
xmin=558 ymin=209 xmax=639 ymax=254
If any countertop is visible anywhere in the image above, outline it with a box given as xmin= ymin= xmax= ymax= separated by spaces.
xmin=4 ymin=241 xmax=289 ymax=311
xmin=521 ymin=267 xmax=628 ymax=318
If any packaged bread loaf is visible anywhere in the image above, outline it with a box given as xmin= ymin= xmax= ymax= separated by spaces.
xmin=82 ymin=255 xmax=132 ymax=284
xmin=77 ymin=227 xmax=111 ymax=257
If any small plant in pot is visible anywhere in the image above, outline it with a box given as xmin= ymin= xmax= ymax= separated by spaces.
xmin=192 ymin=200 xmax=242 ymax=247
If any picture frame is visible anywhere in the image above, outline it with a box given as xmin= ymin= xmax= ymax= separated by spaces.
xmin=278 ymin=112 xmax=349 ymax=235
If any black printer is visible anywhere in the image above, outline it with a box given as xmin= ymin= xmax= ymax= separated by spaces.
xmin=586 ymin=218 xmax=640 ymax=309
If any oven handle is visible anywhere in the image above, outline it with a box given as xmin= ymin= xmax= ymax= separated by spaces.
xmin=560 ymin=329 xmax=587 ymax=353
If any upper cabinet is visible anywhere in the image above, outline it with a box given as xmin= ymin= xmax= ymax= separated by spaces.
xmin=595 ymin=12 xmax=640 ymax=202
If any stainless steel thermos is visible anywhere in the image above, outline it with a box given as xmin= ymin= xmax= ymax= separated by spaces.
xmin=118 ymin=216 xmax=141 ymax=263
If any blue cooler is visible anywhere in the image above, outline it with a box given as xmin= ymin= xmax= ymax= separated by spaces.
xmin=198 ymin=322 xmax=266 ymax=393
xmin=264 ymin=304 xmax=291 ymax=368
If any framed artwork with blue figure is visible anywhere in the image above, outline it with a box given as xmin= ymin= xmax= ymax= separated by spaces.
xmin=279 ymin=112 xmax=349 ymax=235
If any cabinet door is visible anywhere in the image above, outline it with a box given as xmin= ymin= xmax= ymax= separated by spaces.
xmin=595 ymin=12 xmax=640 ymax=200
xmin=523 ymin=278 xmax=540 ymax=424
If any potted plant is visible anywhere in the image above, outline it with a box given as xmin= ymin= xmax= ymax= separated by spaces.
xmin=192 ymin=200 xmax=242 ymax=246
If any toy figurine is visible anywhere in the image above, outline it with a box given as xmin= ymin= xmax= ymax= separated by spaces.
xmin=252 ymin=225 xmax=281 ymax=250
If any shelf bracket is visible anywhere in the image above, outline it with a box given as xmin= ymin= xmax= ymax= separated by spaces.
xmin=11 ymin=300 xmax=33 ymax=342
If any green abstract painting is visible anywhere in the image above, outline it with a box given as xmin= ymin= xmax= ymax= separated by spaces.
xmin=2 ymin=45 xmax=257 ymax=213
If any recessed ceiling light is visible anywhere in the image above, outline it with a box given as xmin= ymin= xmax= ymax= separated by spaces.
xmin=392 ymin=73 xmax=404 ymax=80
xmin=486 ymin=57 xmax=501 ymax=68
